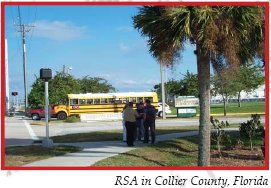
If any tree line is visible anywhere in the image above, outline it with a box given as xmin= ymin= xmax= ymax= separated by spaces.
xmin=154 ymin=63 xmax=264 ymax=114
xmin=29 ymin=62 xmax=264 ymax=112
xmin=28 ymin=72 xmax=115 ymax=107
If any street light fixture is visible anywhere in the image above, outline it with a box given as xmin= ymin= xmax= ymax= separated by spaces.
xmin=67 ymin=67 xmax=73 ymax=74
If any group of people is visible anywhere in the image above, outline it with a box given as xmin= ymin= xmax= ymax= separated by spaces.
xmin=122 ymin=99 xmax=156 ymax=147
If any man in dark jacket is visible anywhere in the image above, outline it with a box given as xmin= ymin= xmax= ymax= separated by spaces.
xmin=143 ymin=99 xmax=156 ymax=144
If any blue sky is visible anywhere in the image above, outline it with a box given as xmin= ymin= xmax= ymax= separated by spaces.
xmin=5 ymin=5 xmax=197 ymax=100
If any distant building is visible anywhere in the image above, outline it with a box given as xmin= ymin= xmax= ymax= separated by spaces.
xmin=211 ymin=84 xmax=265 ymax=103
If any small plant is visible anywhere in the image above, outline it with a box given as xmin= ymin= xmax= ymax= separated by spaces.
xmin=65 ymin=115 xmax=80 ymax=123
xmin=236 ymin=138 xmax=244 ymax=148
xmin=210 ymin=116 xmax=231 ymax=158
xmin=239 ymin=114 xmax=264 ymax=150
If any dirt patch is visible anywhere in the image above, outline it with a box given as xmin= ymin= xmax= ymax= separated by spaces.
xmin=211 ymin=146 xmax=265 ymax=166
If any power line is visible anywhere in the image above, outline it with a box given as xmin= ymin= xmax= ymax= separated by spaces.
xmin=26 ymin=6 xmax=37 ymax=55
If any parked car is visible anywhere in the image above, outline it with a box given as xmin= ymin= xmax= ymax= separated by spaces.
xmin=27 ymin=106 xmax=56 ymax=120
xmin=157 ymin=102 xmax=172 ymax=117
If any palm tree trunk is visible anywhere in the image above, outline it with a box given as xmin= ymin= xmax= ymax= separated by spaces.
xmin=238 ymin=91 xmax=241 ymax=107
xmin=197 ymin=46 xmax=211 ymax=166
xmin=160 ymin=62 xmax=166 ymax=119
xmin=223 ymin=96 xmax=227 ymax=116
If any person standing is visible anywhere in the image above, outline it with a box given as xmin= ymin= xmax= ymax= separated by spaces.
xmin=136 ymin=102 xmax=145 ymax=141
xmin=123 ymin=102 xmax=139 ymax=146
xmin=143 ymin=99 xmax=156 ymax=144
xmin=121 ymin=104 xmax=128 ymax=142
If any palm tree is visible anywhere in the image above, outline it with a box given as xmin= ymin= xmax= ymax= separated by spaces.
xmin=133 ymin=6 xmax=264 ymax=166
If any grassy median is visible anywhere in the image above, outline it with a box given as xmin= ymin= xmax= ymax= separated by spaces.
xmin=5 ymin=145 xmax=81 ymax=166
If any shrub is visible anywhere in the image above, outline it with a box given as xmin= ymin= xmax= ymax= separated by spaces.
xmin=65 ymin=115 xmax=80 ymax=123
xmin=210 ymin=116 xmax=231 ymax=158
xmin=239 ymin=114 xmax=264 ymax=150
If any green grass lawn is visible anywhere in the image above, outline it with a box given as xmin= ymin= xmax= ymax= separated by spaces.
xmin=93 ymin=132 xmax=264 ymax=167
xmin=51 ymin=126 xmax=199 ymax=143
xmin=93 ymin=137 xmax=199 ymax=166
xmin=5 ymin=145 xmax=81 ymax=166
xmin=169 ymin=102 xmax=265 ymax=115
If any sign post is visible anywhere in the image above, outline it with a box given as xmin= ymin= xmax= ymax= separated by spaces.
xmin=175 ymin=96 xmax=199 ymax=118
xmin=40 ymin=68 xmax=53 ymax=147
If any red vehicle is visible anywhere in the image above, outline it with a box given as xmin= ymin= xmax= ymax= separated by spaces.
xmin=27 ymin=106 xmax=56 ymax=120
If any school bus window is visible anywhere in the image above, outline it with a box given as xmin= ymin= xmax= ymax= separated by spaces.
xmin=145 ymin=97 xmax=153 ymax=102
xmin=101 ymin=98 xmax=108 ymax=104
xmin=122 ymin=98 xmax=129 ymax=104
xmin=70 ymin=99 xmax=78 ymax=105
xmin=94 ymin=99 xmax=100 ymax=104
xmin=87 ymin=99 xmax=93 ymax=104
xmin=130 ymin=97 xmax=136 ymax=102
xmin=115 ymin=98 xmax=122 ymax=104
xmin=79 ymin=99 xmax=86 ymax=105
xmin=109 ymin=98 xmax=115 ymax=104
xmin=137 ymin=97 xmax=143 ymax=103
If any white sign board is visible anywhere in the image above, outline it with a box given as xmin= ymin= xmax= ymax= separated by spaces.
xmin=175 ymin=97 xmax=199 ymax=107
xmin=178 ymin=108 xmax=197 ymax=114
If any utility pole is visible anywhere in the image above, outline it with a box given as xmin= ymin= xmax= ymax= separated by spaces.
xmin=16 ymin=22 xmax=34 ymax=115
xmin=22 ymin=24 xmax=28 ymax=115
xmin=5 ymin=39 xmax=10 ymax=116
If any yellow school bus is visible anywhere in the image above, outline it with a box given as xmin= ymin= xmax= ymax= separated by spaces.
xmin=54 ymin=92 xmax=158 ymax=120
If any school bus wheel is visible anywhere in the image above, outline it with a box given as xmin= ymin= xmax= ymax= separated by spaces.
xmin=57 ymin=112 xmax=67 ymax=120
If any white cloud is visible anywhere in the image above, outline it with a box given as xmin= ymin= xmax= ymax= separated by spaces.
xmin=116 ymin=79 xmax=159 ymax=86
xmin=115 ymin=26 xmax=133 ymax=32
xmin=119 ymin=79 xmax=139 ymax=85
xmin=145 ymin=79 xmax=159 ymax=85
xmin=32 ymin=20 xmax=87 ymax=41
xmin=119 ymin=43 xmax=130 ymax=52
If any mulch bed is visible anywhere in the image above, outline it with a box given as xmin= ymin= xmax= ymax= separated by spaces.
xmin=211 ymin=145 xmax=265 ymax=166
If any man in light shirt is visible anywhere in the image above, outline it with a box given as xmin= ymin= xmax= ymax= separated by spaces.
xmin=123 ymin=102 xmax=139 ymax=147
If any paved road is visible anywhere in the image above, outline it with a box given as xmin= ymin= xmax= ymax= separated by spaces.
xmin=5 ymin=116 xmax=36 ymax=146
xmin=4 ymin=114 xmax=265 ymax=147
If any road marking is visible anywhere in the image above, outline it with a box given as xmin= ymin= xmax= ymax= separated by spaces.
xmin=23 ymin=120 xmax=39 ymax=140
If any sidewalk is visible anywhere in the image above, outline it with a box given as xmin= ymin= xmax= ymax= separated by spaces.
xmin=25 ymin=131 xmax=199 ymax=167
